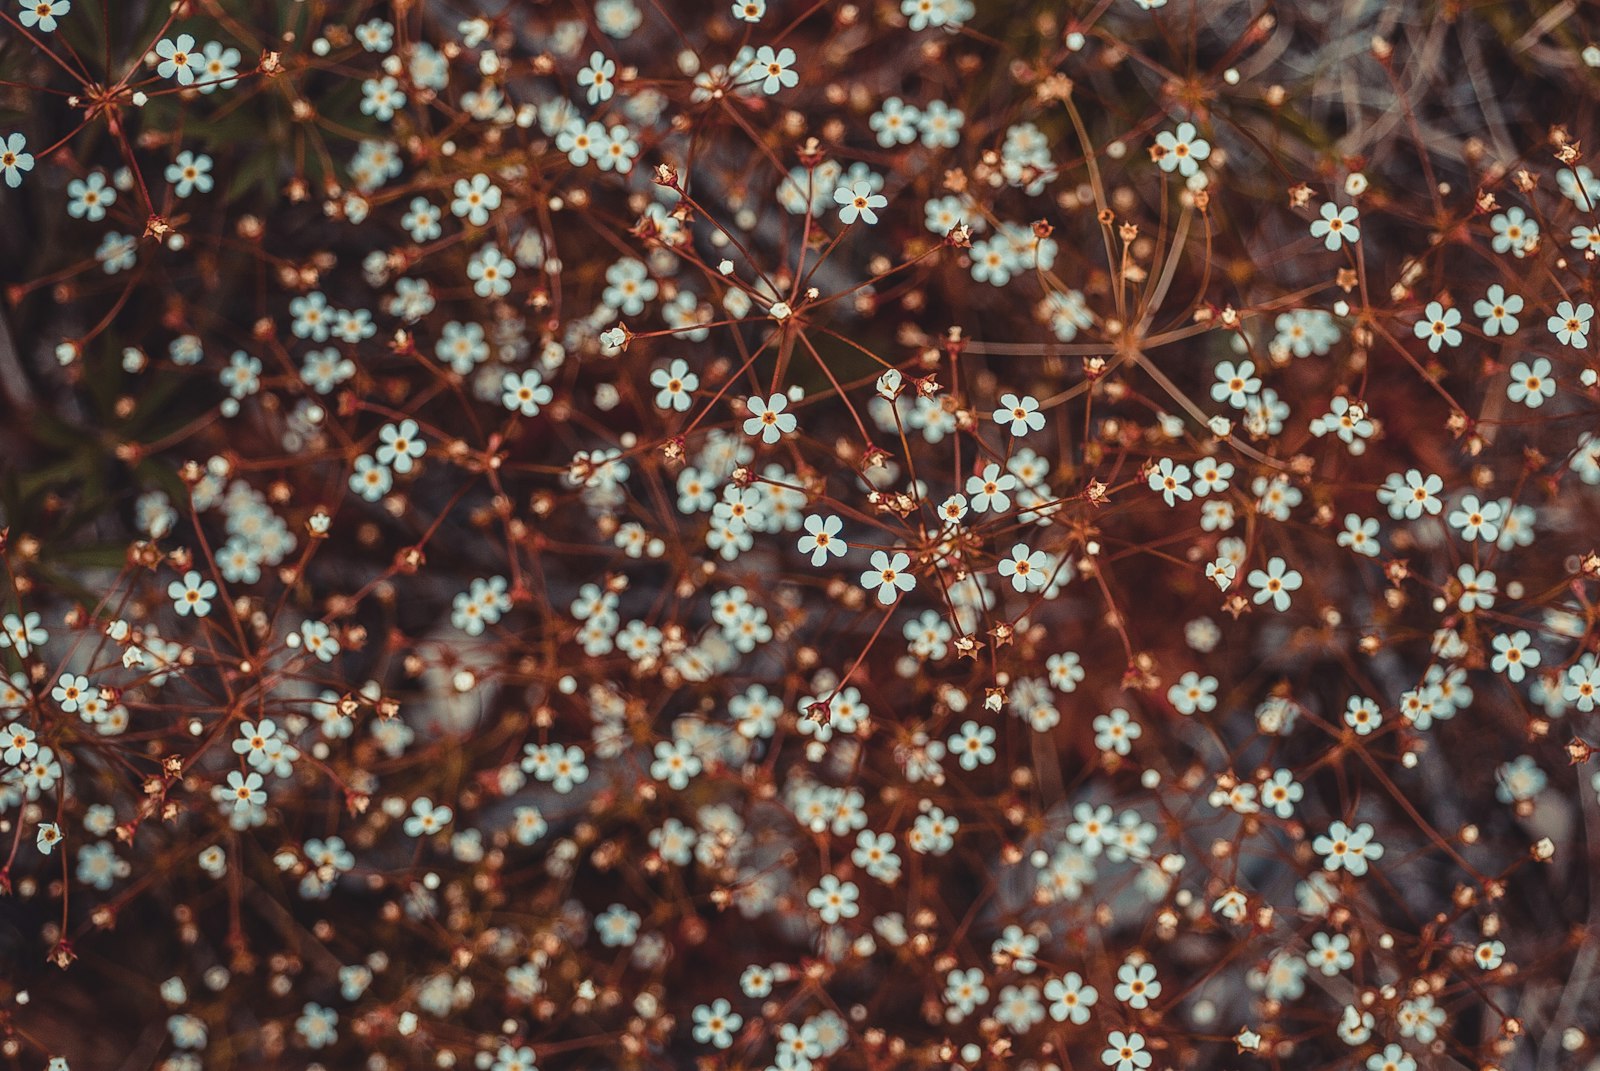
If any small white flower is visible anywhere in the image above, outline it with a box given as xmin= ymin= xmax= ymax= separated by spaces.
xmin=1309 ymin=202 xmax=1359 ymax=250
xmin=798 ymin=515 xmax=848 ymax=566
xmin=1102 ymin=1030 xmax=1152 ymax=1071
xmin=992 ymin=392 xmax=1045 ymax=435
xmin=168 ymin=571 xmax=217 ymax=618
xmin=997 ymin=542 xmax=1049 ymax=593
xmin=1506 ymin=357 xmax=1555 ymax=408
xmin=1548 ymin=300 xmax=1593 ymax=348
xmin=1113 ymin=960 xmax=1161 ymax=1010
xmin=1490 ymin=630 xmax=1539 ymax=682
xmin=1473 ymin=941 xmax=1505 ymax=971
xmin=861 ymin=550 xmax=915 ymax=604
xmin=375 ymin=419 xmax=426 ymax=474
xmin=1153 ymin=122 xmax=1210 ymax=176
xmin=403 ymin=796 xmax=453 ymax=837
xmin=1474 ymin=284 xmax=1523 ymax=336
xmin=1 ymin=132 xmax=36 ymax=189
xmin=1247 ymin=556 xmax=1301 ymax=612
xmin=649 ymin=359 xmax=699 ymax=412
xmin=576 ymin=51 xmax=616 ymax=105
xmin=1205 ymin=557 xmax=1236 ymax=591
xmin=1413 ymin=300 xmax=1462 ymax=352
xmin=751 ymin=45 xmax=797 ymax=94
xmin=834 ymin=178 xmax=887 ymax=225
xmin=743 ymin=392 xmax=798 ymax=443
xmin=502 ymin=369 xmax=553 ymax=416
xmin=1147 ymin=458 xmax=1193 ymax=507
xmin=805 ymin=874 xmax=859 ymax=923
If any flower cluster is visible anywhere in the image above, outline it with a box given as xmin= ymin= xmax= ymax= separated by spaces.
xmin=0 ymin=2 xmax=1598 ymax=1070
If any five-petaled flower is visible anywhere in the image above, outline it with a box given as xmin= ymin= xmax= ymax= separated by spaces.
xmin=861 ymin=550 xmax=915 ymax=604
xmin=577 ymin=51 xmax=616 ymax=105
xmin=834 ymin=178 xmax=888 ymax=225
xmin=1414 ymin=300 xmax=1462 ymax=352
xmin=997 ymin=542 xmax=1049 ymax=592
xmin=751 ymin=45 xmax=798 ymax=94
xmin=1148 ymin=458 xmax=1193 ymax=507
xmin=19 ymin=0 xmax=70 ymax=33
xmin=1506 ymin=358 xmax=1555 ymax=408
xmin=967 ymin=463 xmax=1016 ymax=512
xmin=1309 ymin=202 xmax=1360 ymax=250
xmin=1475 ymin=284 xmax=1523 ymax=335
xmin=169 ymin=571 xmax=218 ymax=618
xmin=993 ymin=392 xmax=1045 ymax=435
xmin=805 ymin=873 xmax=860 ymax=923
xmin=0 ymin=9 xmax=1589 ymax=1065
xmin=798 ymin=514 xmax=848 ymax=566
xmin=1152 ymin=122 xmax=1210 ymax=176
xmin=1102 ymin=1029 xmax=1152 ymax=1071
xmin=743 ymin=392 xmax=798 ymax=443
xmin=1247 ymin=557 xmax=1302 ymax=612
xmin=376 ymin=419 xmax=427 ymax=474
xmin=1548 ymin=299 xmax=1593 ymax=347
xmin=691 ymin=999 xmax=742 ymax=1049
xmin=0 ymin=132 xmax=34 ymax=188
xmin=1313 ymin=820 xmax=1384 ymax=875
xmin=155 ymin=34 xmax=199 ymax=84
xmin=502 ymin=369 xmax=553 ymax=416
xmin=403 ymin=796 xmax=453 ymax=837
xmin=649 ymin=359 xmax=699 ymax=412
xmin=1490 ymin=630 xmax=1539 ymax=682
